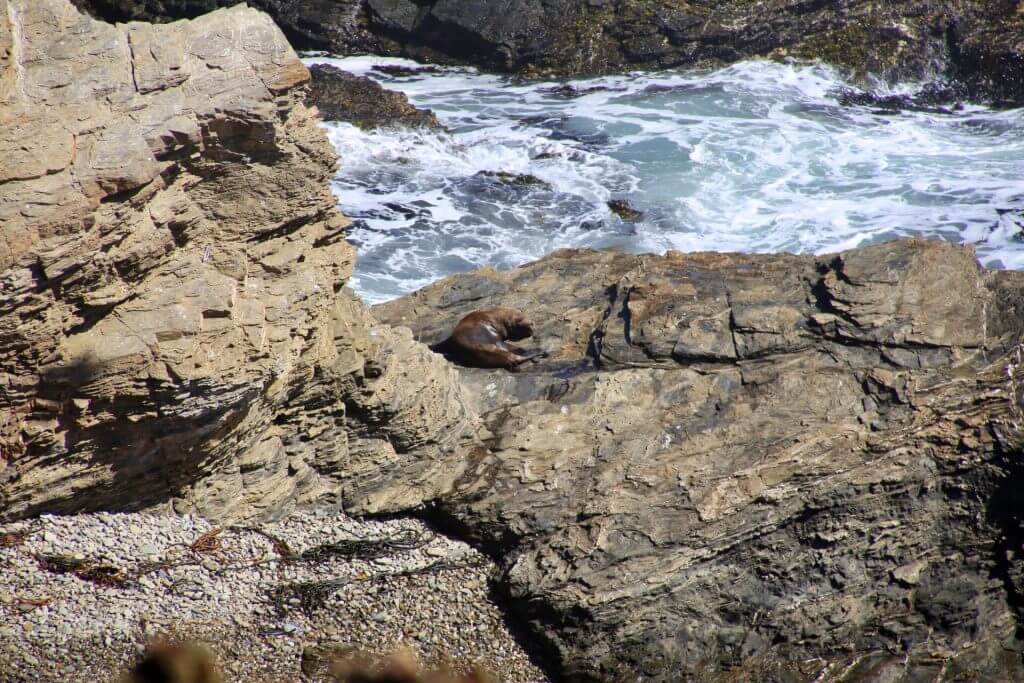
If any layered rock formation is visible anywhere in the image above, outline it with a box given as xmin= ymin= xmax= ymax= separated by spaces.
xmin=0 ymin=0 xmax=474 ymax=521
xmin=372 ymin=240 xmax=1024 ymax=680
xmin=70 ymin=0 xmax=1024 ymax=103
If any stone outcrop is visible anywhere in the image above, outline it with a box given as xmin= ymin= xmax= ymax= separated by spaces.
xmin=306 ymin=63 xmax=440 ymax=129
xmin=372 ymin=240 xmax=1024 ymax=681
xmin=72 ymin=0 xmax=1024 ymax=103
xmin=0 ymin=0 xmax=475 ymax=522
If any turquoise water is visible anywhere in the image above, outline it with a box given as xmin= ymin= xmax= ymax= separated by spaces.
xmin=306 ymin=56 xmax=1024 ymax=303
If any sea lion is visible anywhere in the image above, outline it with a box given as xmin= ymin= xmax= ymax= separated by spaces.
xmin=126 ymin=642 xmax=220 ymax=683
xmin=431 ymin=307 xmax=548 ymax=370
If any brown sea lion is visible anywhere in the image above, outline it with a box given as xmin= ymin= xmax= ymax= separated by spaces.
xmin=331 ymin=648 xmax=495 ymax=683
xmin=431 ymin=307 xmax=548 ymax=370
xmin=126 ymin=642 xmax=220 ymax=683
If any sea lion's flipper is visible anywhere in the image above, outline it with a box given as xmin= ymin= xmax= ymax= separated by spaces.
xmin=429 ymin=337 xmax=454 ymax=355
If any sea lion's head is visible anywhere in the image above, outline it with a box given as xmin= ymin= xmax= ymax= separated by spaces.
xmin=495 ymin=308 xmax=534 ymax=341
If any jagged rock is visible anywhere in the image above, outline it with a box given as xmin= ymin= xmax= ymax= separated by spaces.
xmin=474 ymin=171 xmax=548 ymax=187
xmin=0 ymin=0 xmax=475 ymax=522
xmin=306 ymin=63 xmax=439 ymax=129
xmin=606 ymin=198 xmax=642 ymax=221
xmin=71 ymin=0 xmax=1024 ymax=104
xmin=372 ymin=240 xmax=1024 ymax=681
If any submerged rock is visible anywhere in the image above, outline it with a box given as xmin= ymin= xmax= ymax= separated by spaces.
xmin=607 ymin=198 xmax=643 ymax=221
xmin=373 ymin=240 xmax=1024 ymax=681
xmin=307 ymin=63 xmax=440 ymax=129
xmin=371 ymin=64 xmax=442 ymax=77
xmin=0 ymin=0 xmax=473 ymax=522
xmin=474 ymin=170 xmax=549 ymax=188
xmin=836 ymin=84 xmax=966 ymax=115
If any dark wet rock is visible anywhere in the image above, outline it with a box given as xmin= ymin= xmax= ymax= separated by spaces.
xmin=371 ymin=63 xmax=442 ymax=76
xmin=642 ymin=82 xmax=701 ymax=95
xmin=72 ymin=0 xmax=1024 ymax=105
xmin=836 ymin=84 xmax=966 ymax=115
xmin=541 ymin=83 xmax=625 ymax=99
xmin=306 ymin=63 xmax=440 ymax=129
xmin=607 ymin=198 xmax=643 ymax=221
xmin=518 ymin=115 xmax=612 ymax=147
xmin=951 ymin=7 xmax=1024 ymax=105
xmin=474 ymin=170 xmax=549 ymax=188
xmin=531 ymin=149 xmax=586 ymax=163
xmin=369 ymin=239 xmax=1024 ymax=681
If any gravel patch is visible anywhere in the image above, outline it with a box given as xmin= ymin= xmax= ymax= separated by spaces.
xmin=0 ymin=510 xmax=550 ymax=682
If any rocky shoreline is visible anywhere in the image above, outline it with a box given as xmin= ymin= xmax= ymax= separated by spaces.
xmin=2 ymin=1 xmax=1024 ymax=681
xmin=69 ymin=0 xmax=1024 ymax=104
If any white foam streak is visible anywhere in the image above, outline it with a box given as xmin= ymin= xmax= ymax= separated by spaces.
xmin=304 ymin=55 xmax=1024 ymax=303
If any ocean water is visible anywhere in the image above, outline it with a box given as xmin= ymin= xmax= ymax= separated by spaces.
xmin=304 ymin=55 xmax=1024 ymax=304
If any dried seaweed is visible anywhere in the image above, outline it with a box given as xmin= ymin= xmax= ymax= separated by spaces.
xmin=0 ymin=522 xmax=41 ymax=548
xmin=188 ymin=527 xmax=223 ymax=554
xmin=23 ymin=524 xmax=450 ymax=605
xmin=272 ymin=555 xmax=489 ymax=616
xmin=227 ymin=525 xmax=296 ymax=560
xmin=16 ymin=596 xmax=52 ymax=608
xmin=36 ymin=554 xmax=133 ymax=588
xmin=296 ymin=529 xmax=431 ymax=563
xmin=226 ymin=526 xmax=432 ymax=565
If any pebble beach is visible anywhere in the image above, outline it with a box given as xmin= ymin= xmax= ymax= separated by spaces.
xmin=0 ymin=510 xmax=549 ymax=682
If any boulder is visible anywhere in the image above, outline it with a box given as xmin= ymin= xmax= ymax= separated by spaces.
xmin=0 ymin=0 xmax=475 ymax=522
xmin=372 ymin=240 xmax=1024 ymax=680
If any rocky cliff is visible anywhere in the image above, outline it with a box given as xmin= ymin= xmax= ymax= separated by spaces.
xmin=0 ymin=0 xmax=475 ymax=522
xmin=373 ymin=240 xmax=1024 ymax=681
xmin=70 ymin=0 xmax=1024 ymax=103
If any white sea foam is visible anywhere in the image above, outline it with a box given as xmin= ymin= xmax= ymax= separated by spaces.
xmin=304 ymin=55 xmax=1024 ymax=303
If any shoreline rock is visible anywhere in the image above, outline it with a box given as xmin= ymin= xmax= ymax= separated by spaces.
xmin=0 ymin=0 xmax=476 ymax=524
xmin=372 ymin=240 xmax=1024 ymax=681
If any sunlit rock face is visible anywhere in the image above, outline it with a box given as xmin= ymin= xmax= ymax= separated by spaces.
xmin=0 ymin=0 xmax=477 ymax=522
xmin=373 ymin=240 xmax=1024 ymax=681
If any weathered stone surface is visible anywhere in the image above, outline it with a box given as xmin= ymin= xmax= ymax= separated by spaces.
xmin=372 ymin=240 xmax=1024 ymax=681
xmin=71 ymin=0 xmax=1024 ymax=103
xmin=306 ymin=63 xmax=439 ymax=129
xmin=0 ymin=0 xmax=475 ymax=522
